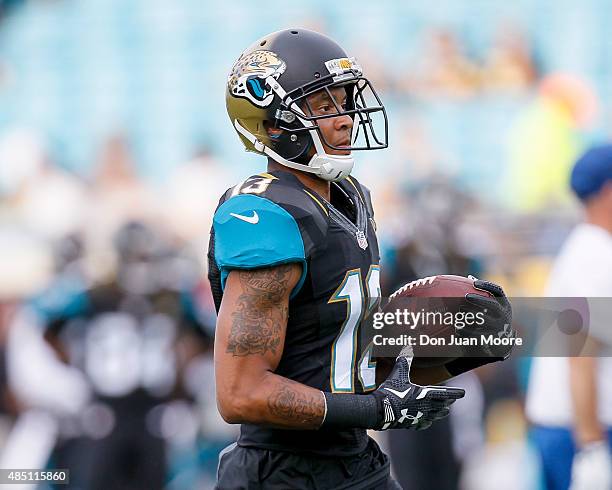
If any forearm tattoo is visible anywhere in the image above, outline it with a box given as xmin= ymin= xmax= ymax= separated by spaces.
xmin=267 ymin=378 xmax=325 ymax=427
xmin=226 ymin=265 xmax=293 ymax=357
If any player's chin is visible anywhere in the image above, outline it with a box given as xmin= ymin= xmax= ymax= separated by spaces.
xmin=327 ymin=147 xmax=352 ymax=156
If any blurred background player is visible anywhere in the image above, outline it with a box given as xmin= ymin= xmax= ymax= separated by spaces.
xmin=526 ymin=145 xmax=612 ymax=490
xmin=5 ymin=222 xmax=217 ymax=489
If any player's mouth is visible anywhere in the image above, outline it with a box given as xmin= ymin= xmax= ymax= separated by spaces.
xmin=323 ymin=134 xmax=352 ymax=154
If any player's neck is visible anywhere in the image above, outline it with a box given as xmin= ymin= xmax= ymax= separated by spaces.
xmin=583 ymin=190 xmax=612 ymax=234
xmin=585 ymin=209 xmax=612 ymax=234
xmin=267 ymin=160 xmax=331 ymax=201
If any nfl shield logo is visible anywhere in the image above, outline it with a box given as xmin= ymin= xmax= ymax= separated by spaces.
xmin=356 ymin=230 xmax=368 ymax=250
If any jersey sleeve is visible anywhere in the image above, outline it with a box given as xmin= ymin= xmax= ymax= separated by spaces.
xmin=27 ymin=277 xmax=90 ymax=330
xmin=212 ymin=194 xmax=307 ymax=298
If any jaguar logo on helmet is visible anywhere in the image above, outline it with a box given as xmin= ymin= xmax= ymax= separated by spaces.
xmin=228 ymin=50 xmax=286 ymax=108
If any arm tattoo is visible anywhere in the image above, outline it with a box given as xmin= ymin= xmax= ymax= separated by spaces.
xmin=226 ymin=264 xmax=294 ymax=357
xmin=267 ymin=379 xmax=325 ymax=427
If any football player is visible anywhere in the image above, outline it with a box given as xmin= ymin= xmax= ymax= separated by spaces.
xmin=209 ymin=28 xmax=513 ymax=489
xmin=13 ymin=223 xmax=214 ymax=490
xmin=527 ymin=145 xmax=612 ymax=490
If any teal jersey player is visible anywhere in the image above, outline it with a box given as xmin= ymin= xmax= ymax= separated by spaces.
xmin=209 ymin=28 xmax=511 ymax=490
xmin=209 ymin=170 xmax=380 ymax=457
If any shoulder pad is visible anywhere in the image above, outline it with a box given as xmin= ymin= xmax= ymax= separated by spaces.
xmin=230 ymin=173 xmax=327 ymax=216
xmin=28 ymin=276 xmax=90 ymax=325
xmin=213 ymin=194 xmax=307 ymax=297
xmin=220 ymin=172 xmax=329 ymax=253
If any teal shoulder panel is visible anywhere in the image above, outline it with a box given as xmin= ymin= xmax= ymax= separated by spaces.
xmin=28 ymin=276 xmax=90 ymax=327
xmin=213 ymin=194 xmax=307 ymax=298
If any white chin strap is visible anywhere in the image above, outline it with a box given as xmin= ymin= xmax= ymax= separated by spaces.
xmin=234 ymin=119 xmax=353 ymax=182
xmin=233 ymin=76 xmax=355 ymax=182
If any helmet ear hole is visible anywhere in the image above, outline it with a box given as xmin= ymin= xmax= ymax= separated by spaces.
xmin=263 ymin=121 xmax=283 ymax=138
xmin=272 ymin=123 xmax=313 ymax=161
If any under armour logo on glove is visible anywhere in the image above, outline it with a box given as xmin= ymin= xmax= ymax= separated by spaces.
xmin=398 ymin=409 xmax=423 ymax=425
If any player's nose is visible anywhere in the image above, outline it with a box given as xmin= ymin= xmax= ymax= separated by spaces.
xmin=333 ymin=112 xmax=353 ymax=131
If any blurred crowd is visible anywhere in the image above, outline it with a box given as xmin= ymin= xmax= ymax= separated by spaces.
xmin=0 ymin=131 xmax=240 ymax=488
xmin=365 ymin=24 xmax=538 ymax=98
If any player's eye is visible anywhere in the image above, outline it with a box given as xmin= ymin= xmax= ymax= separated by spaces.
xmin=318 ymin=103 xmax=346 ymax=114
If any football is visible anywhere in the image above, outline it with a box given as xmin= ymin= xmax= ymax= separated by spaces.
xmin=383 ymin=275 xmax=493 ymax=368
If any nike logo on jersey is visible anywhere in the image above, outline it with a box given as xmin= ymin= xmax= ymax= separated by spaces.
xmin=230 ymin=211 xmax=259 ymax=224
xmin=384 ymin=387 xmax=411 ymax=399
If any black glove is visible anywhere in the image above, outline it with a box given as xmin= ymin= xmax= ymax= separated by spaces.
xmin=445 ymin=277 xmax=515 ymax=376
xmin=373 ymin=349 xmax=465 ymax=430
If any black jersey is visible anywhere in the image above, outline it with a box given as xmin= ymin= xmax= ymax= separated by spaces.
xmin=28 ymin=273 xmax=211 ymax=400
xmin=208 ymin=170 xmax=381 ymax=456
